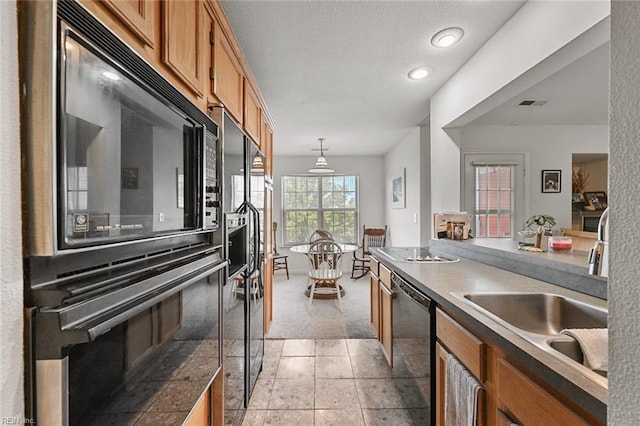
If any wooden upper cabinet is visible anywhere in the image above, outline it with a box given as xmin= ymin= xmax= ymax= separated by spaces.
xmin=262 ymin=117 xmax=273 ymax=178
xmin=244 ymin=81 xmax=262 ymax=146
xmin=162 ymin=0 xmax=205 ymax=97
xmin=100 ymin=0 xmax=156 ymax=47
xmin=212 ymin=21 xmax=244 ymax=125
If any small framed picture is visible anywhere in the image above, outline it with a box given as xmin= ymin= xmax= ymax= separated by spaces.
xmin=121 ymin=167 xmax=139 ymax=189
xmin=391 ymin=168 xmax=406 ymax=209
xmin=541 ymin=170 xmax=561 ymax=193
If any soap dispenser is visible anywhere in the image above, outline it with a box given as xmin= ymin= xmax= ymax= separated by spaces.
xmin=588 ymin=207 xmax=609 ymax=277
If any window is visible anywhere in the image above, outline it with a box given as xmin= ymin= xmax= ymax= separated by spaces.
xmin=231 ymin=174 xmax=265 ymax=210
xmin=67 ymin=166 xmax=88 ymax=210
xmin=282 ymin=175 xmax=358 ymax=244
xmin=473 ymin=165 xmax=514 ymax=238
xmin=231 ymin=174 xmax=265 ymax=242
xmin=463 ymin=153 xmax=525 ymax=239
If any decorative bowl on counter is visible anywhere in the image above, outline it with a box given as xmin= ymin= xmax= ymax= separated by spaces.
xmin=518 ymin=229 xmax=537 ymax=239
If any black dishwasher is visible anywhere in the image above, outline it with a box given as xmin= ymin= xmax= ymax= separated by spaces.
xmin=392 ymin=272 xmax=436 ymax=425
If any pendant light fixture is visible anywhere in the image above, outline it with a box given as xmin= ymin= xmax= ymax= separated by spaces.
xmin=309 ymin=138 xmax=334 ymax=174
xmin=251 ymin=152 xmax=264 ymax=173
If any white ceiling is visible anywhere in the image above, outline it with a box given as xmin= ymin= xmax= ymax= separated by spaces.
xmin=222 ymin=0 xmax=526 ymax=156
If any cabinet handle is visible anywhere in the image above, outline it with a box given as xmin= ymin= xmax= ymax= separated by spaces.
xmin=497 ymin=409 xmax=519 ymax=426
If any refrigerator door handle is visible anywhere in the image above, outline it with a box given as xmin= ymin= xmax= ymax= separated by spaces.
xmin=246 ymin=201 xmax=261 ymax=275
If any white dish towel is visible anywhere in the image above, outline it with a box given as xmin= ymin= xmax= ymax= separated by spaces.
xmin=445 ymin=353 xmax=482 ymax=426
xmin=560 ymin=328 xmax=608 ymax=372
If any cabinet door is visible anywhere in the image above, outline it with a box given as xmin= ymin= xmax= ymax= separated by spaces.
xmin=244 ymin=81 xmax=262 ymax=146
xmin=101 ymin=0 xmax=155 ymax=46
xmin=379 ymin=281 xmax=393 ymax=367
xmin=212 ymin=22 xmax=244 ymax=125
xmin=370 ymin=272 xmax=380 ymax=339
xmin=436 ymin=342 xmax=485 ymax=426
xmin=435 ymin=343 xmax=447 ymax=426
xmin=162 ymin=0 xmax=205 ymax=96
xmin=262 ymin=118 xmax=273 ymax=179
xmin=497 ymin=358 xmax=591 ymax=426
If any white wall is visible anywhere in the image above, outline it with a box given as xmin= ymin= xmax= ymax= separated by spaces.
xmin=273 ymin=155 xmax=384 ymax=272
xmin=384 ymin=128 xmax=422 ymax=247
xmin=610 ymin=2 xmax=640 ymax=423
xmin=460 ymin=125 xmax=608 ymax=229
xmin=430 ymin=1 xmax=610 ymax=216
xmin=0 ymin=0 xmax=24 ymax=418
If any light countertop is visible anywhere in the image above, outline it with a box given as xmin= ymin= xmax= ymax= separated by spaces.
xmin=371 ymin=245 xmax=607 ymax=423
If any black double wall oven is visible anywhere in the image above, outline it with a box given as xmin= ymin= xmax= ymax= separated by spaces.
xmin=20 ymin=1 xmax=224 ymax=424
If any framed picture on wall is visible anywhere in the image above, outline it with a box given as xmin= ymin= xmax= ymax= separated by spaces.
xmin=541 ymin=170 xmax=561 ymax=193
xmin=391 ymin=168 xmax=406 ymax=209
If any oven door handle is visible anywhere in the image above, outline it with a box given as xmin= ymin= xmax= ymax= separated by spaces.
xmin=37 ymin=255 xmax=227 ymax=353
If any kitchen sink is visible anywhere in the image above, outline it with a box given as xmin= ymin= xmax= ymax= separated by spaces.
xmin=547 ymin=337 xmax=607 ymax=378
xmin=460 ymin=292 xmax=607 ymax=334
xmin=453 ymin=292 xmax=608 ymax=386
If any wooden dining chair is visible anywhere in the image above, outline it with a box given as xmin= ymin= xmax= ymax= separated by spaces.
xmin=272 ymin=222 xmax=289 ymax=279
xmin=306 ymin=240 xmax=343 ymax=311
xmin=351 ymin=225 xmax=387 ymax=279
xmin=309 ymin=229 xmax=334 ymax=243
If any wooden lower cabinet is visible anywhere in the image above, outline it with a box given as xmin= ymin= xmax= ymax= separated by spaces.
xmin=497 ymin=358 xmax=591 ymax=426
xmin=369 ymin=271 xmax=380 ymax=339
xmin=184 ymin=369 xmax=223 ymax=426
xmin=185 ymin=389 xmax=210 ymax=426
xmin=368 ymin=259 xmax=391 ymax=365
xmin=435 ymin=307 xmax=603 ymax=426
xmin=435 ymin=309 xmax=485 ymax=426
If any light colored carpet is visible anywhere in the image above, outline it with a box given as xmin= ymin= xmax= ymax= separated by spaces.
xmin=266 ymin=272 xmax=376 ymax=339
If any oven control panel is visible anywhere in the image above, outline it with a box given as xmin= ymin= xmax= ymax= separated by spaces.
xmin=204 ymin=131 xmax=220 ymax=229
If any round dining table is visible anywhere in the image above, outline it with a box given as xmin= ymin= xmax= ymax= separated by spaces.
xmin=289 ymin=243 xmax=359 ymax=299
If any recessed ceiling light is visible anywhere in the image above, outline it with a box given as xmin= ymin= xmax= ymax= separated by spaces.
xmin=102 ymin=71 xmax=121 ymax=81
xmin=408 ymin=67 xmax=432 ymax=80
xmin=431 ymin=27 xmax=464 ymax=48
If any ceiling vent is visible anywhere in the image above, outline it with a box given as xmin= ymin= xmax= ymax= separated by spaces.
xmin=518 ymin=100 xmax=548 ymax=106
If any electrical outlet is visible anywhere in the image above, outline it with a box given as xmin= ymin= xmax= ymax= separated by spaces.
xmin=413 ymin=213 xmax=418 ymax=223
xmin=158 ymin=212 xmax=165 ymax=222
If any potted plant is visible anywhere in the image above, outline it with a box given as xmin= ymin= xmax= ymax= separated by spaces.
xmin=525 ymin=214 xmax=556 ymax=249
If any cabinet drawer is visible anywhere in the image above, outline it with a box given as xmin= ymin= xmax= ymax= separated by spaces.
xmin=497 ymin=358 xmax=589 ymax=426
xmin=370 ymin=256 xmax=379 ymax=277
xmin=436 ymin=308 xmax=485 ymax=381
xmin=379 ymin=264 xmax=392 ymax=288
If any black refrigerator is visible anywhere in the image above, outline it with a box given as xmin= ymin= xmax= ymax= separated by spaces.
xmin=216 ymin=109 xmax=265 ymax=426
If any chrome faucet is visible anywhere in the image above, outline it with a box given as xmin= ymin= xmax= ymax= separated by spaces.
xmin=588 ymin=207 xmax=609 ymax=277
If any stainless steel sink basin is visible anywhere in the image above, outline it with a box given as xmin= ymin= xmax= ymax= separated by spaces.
xmin=453 ymin=292 xmax=608 ymax=386
xmin=461 ymin=292 xmax=607 ymax=334
xmin=547 ymin=337 xmax=607 ymax=378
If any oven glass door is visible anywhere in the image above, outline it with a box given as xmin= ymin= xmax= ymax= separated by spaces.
xmin=67 ymin=265 xmax=223 ymax=425
xmin=60 ymin=29 xmax=201 ymax=248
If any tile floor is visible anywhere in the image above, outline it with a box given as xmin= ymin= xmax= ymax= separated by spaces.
xmin=235 ymin=338 xmax=431 ymax=426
